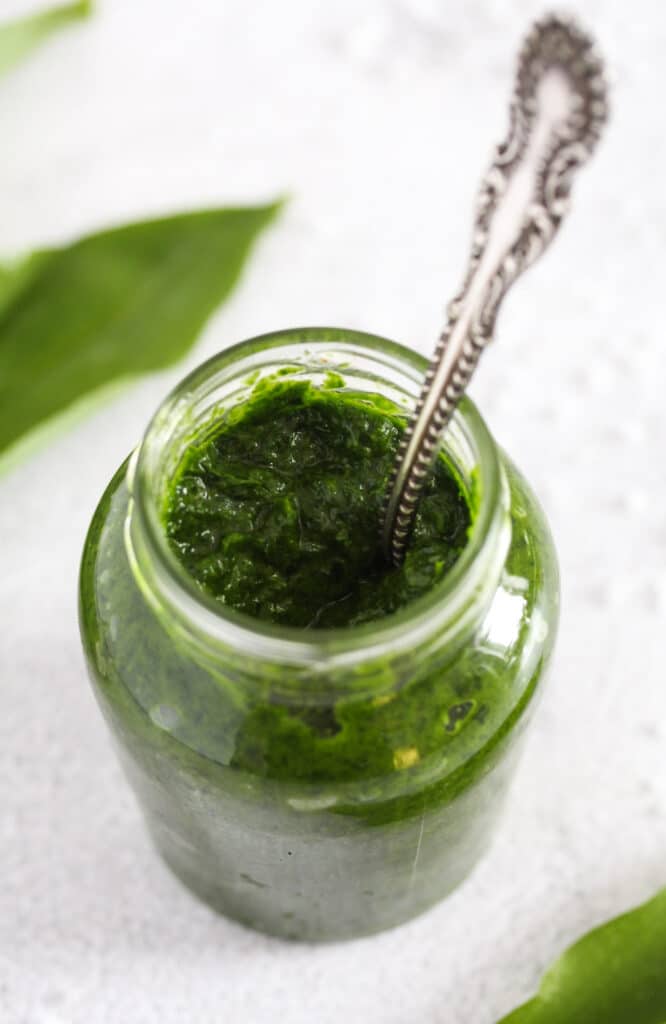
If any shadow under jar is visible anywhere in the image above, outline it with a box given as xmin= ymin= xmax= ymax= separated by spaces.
xmin=79 ymin=327 xmax=559 ymax=941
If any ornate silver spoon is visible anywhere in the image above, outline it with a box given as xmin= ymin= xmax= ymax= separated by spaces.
xmin=382 ymin=13 xmax=608 ymax=565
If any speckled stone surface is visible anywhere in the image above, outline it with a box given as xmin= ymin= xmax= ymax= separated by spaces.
xmin=1 ymin=1 xmax=665 ymax=1022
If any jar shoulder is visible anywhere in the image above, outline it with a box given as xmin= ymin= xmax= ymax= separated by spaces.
xmin=499 ymin=449 xmax=560 ymax=650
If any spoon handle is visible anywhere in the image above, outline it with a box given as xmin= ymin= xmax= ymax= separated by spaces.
xmin=382 ymin=13 xmax=608 ymax=565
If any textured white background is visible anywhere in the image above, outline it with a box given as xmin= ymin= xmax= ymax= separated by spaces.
xmin=1 ymin=1 xmax=665 ymax=1022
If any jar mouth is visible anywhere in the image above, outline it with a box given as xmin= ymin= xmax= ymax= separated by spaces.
xmin=128 ymin=327 xmax=509 ymax=667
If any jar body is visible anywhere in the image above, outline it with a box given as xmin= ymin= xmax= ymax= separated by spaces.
xmin=79 ymin=330 xmax=559 ymax=941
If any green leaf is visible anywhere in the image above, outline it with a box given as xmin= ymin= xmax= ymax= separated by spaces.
xmin=497 ymin=887 xmax=666 ymax=1024
xmin=0 ymin=1 xmax=91 ymax=78
xmin=0 ymin=203 xmax=282 ymax=471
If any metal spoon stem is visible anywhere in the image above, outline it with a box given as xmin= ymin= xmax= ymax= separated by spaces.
xmin=382 ymin=13 xmax=608 ymax=565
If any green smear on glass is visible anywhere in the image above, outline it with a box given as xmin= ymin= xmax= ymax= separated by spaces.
xmin=0 ymin=203 xmax=281 ymax=472
xmin=497 ymin=887 xmax=666 ymax=1024
xmin=0 ymin=0 xmax=91 ymax=78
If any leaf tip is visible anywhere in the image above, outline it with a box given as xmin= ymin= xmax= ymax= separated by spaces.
xmin=264 ymin=195 xmax=289 ymax=221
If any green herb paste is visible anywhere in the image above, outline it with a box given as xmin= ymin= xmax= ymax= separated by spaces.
xmin=80 ymin=358 xmax=558 ymax=940
xmin=164 ymin=378 xmax=471 ymax=629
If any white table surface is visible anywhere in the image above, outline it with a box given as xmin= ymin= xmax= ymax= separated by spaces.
xmin=2 ymin=1 xmax=665 ymax=1021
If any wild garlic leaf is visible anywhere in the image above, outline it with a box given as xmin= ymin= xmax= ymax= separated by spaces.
xmin=0 ymin=0 xmax=91 ymax=78
xmin=0 ymin=203 xmax=281 ymax=470
xmin=497 ymin=887 xmax=666 ymax=1024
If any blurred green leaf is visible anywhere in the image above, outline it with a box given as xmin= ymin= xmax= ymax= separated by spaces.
xmin=0 ymin=203 xmax=281 ymax=469
xmin=0 ymin=0 xmax=91 ymax=78
xmin=497 ymin=887 xmax=666 ymax=1024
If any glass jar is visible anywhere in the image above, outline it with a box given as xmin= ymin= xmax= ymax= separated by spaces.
xmin=79 ymin=327 xmax=559 ymax=941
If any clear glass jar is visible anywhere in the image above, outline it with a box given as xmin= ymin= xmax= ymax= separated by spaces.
xmin=79 ymin=327 xmax=559 ymax=941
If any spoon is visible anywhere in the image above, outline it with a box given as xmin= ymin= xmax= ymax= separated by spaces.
xmin=381 ymin=13 xmax=608 ymax=566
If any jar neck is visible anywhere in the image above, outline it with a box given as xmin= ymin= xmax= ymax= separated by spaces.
xmin=124 ymin=329 xmax=511 ymax=680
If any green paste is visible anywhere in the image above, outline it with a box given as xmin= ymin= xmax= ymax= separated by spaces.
xmin=164 ymin=377 xmax=471 ymax=629
xmin=79 ymin=364 xmax=558 ymax=939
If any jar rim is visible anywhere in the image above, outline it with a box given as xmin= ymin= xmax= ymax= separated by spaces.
xmin=128 ymin=327 xmax=509 ymax=668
